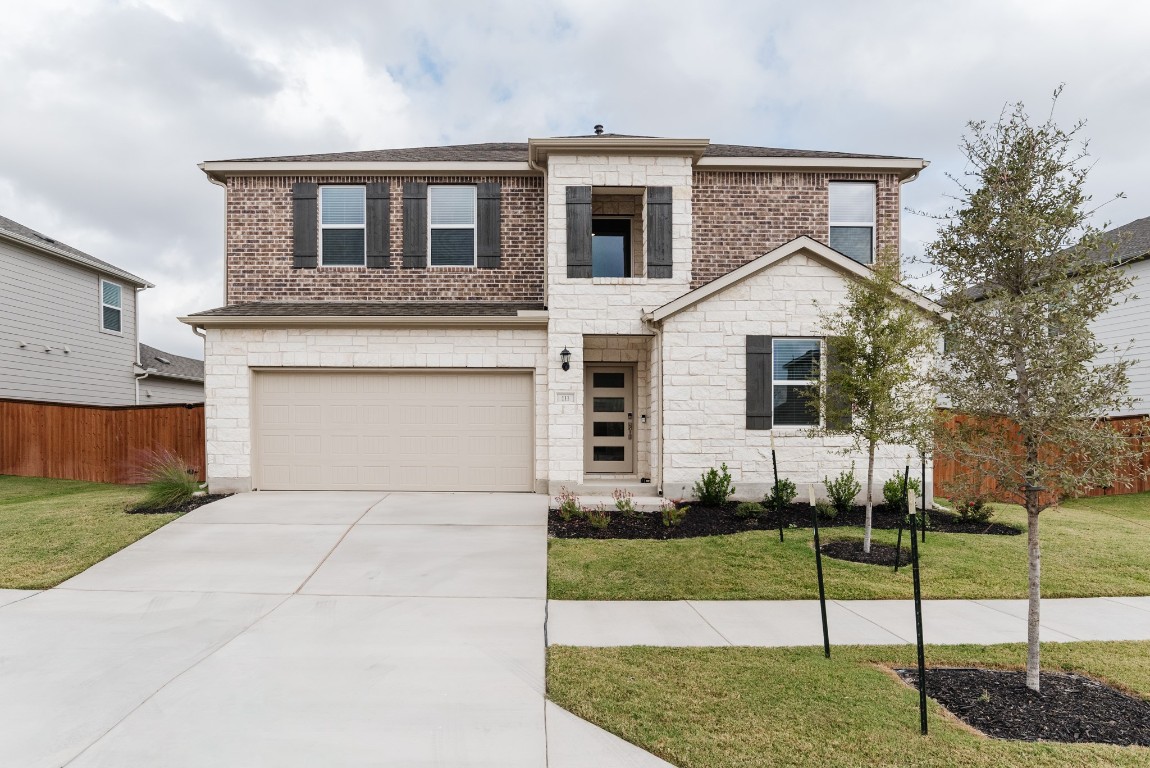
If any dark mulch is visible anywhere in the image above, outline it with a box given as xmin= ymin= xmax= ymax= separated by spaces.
xmin=820 ymin=540 xmax=911 ymax=567
xmin=549 ymin=501 xmax=1022 ymax=540
xmin=126 ymin=493 xmax=231 ymax=515
xmin=895 ymin=667 xmax=1150 ymax=746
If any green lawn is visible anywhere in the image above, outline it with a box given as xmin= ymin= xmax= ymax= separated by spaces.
xmin=0 ymin=475 xmax=177 ymax=589
xmin=548 ymin=493 xmax=1150 ymax=601
xmin=548 ymin=642 xmax=1150 ymax=768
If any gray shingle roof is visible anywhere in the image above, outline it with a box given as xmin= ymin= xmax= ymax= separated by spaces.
xmin=216 ymin=140 xmax=916 ymax=164
xmin=1088 ymin=216 xmax=1150 ymax=266
xmin=188 ymin=302 xmax=545 ymax=318
xmin=139 ymin=343 xmax=204 ymax=382
xmin=0 ymin=214 xmax=150 ymax=287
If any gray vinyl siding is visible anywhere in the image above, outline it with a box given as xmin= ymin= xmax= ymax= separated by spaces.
xmin=138 ymin=376 xmax=204 ymax=404
xmin=1090 ymin=258 xmax=1150 ymax=417
xmin=0 ymin=239 xmax=138 ymax=406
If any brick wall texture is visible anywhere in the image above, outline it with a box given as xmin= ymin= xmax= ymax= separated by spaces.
xmin=225 ymin=175 xmax=545 ymax=304
xmin=690 ymin=171 xmax=902 ymax=288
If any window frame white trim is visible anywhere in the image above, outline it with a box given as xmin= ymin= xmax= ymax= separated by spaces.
xmin=427 ymin=184 xmax=478 ymax=268
xmin=99 ymin=278 xmax=124 ymax=336
xmin=318 ymin=185 xmax=367 ymax=267
xmin=828 ymin=181 xmax=877 ymax=265
xmin=771 ymin=336 xmax=822 ymax=428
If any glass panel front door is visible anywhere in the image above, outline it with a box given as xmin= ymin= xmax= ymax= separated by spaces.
xmin=584 ymin=366 xmax=634 ymax=473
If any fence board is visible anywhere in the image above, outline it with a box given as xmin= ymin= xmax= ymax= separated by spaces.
xmin=934 ymin=411 xmax=1150 ymax=501
xmin=0 ymin=398 xmax=204 ymax=484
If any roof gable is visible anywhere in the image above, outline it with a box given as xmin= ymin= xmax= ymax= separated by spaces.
xmin=0 ymin=214 xmax=150 ymax=287
xmin=648 ymin=237 xmax=944 ymax=323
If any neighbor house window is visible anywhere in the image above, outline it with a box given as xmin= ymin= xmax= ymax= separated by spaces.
xmin=319 ymin=186 xmax=366 ymax=266
xmin=829 ymin=182 xmax=875 ymax=264
xmin=592 ymin=218 xmax=631 ymax=277
xmin=100 ymin=279 xmax=122 ymax=333
xmin=429 ymin=185 xmax=476 ymax=266
xmin=773 ymin=338 xmax=820 ymax=426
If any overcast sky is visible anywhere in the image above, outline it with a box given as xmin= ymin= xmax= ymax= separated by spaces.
xmin=2 ymin=0 xmax=1147 ymax=358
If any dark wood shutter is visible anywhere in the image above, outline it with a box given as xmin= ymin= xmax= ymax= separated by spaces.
xmin=292 ymin=183 xmax=318 ymax=269
xmin=566 ymin=186 xmax=592 ymax=278
xmin=747 ymin=335 xmax=773 ymax=430
xmin=477 ymin=182 xmax=501 ymax=269
xmin=646 ymin=186 xmax=673 ymax=278
xmin=366 ymin=182 xmax=390 ymax=269
xmin=402 ymin=182 xmax=428 ymax=268
xmin=825 ymin=336 xmax=852 ymax=430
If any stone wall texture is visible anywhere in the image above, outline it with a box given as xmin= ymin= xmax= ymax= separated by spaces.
xmin=225 ymin=175 xmax=545 ymax=304
xmin=690 ymin=170 xmax=902 ymax=288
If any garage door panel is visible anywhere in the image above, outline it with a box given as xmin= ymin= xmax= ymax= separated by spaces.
xmin=255 ymin=371 xmax=532 ymax=491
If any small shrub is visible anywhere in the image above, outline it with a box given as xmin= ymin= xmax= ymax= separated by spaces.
xmin=137 ymin=450 xmax=200 ymax=511
xmin=955 ymin=496 xmax=994 ymax=523
xmin=584 ymin=504 xmax=611 ymax=530
xmin=824 ymin=464 xmax=861 ymax=517
xmin=661 ymin=498 xmax=689 ymax=528
xmin=815 ymin=499 xmax=837 ymax=520
xmin=554 ymin=487 xmax=582 ymax=521
xmin=694 ymin=463 xmax=735 ymax=506
xmin=735 ymin=501 xmax=766 ymax=519
xmin=882 ymin=475 xmax=923 ymax=510
xmin=612 ymin=487 xmax=638 ymax=516
xmin=764 ymin=477 xmax=798 ymax=513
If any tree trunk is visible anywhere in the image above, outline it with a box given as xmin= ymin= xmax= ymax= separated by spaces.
xmin=1026 ymin=500 xmax=1041 ymax=692
xmin=863 ymin=441 xmax=875 ymax=554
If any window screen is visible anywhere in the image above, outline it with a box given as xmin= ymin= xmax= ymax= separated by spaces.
xmin=320 ymin=186 xmax=366 ymax=266
xmin=429 ymin=186 xmax=476 ymax=266
xmin=829 ymin=182 xmax=875 ymax=265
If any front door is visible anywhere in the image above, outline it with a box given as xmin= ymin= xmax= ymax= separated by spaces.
xmin=584 ymin=366 xmax=635 ymax=473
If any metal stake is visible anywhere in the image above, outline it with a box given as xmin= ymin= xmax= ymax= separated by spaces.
xmin=771 ymin=432 xmax=783 ymax=542
xmin=909 ymin=491 xmax=928 ymax=736
xmin=920 ymin=453 xmax=928 ymax=543
xmin=809 ymin=484 xmax=830 ymax=658
xmin=894 ymin=463 xmax=910 ymax=572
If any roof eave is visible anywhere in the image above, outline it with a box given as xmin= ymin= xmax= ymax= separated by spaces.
xmin=528 ymin=137 xmax=711 ymax=166
xmin=179 ymin=313 xmax=550 ymax=329
xmin=199 ymin=160 xmax=538 ymax=183
xmin=0 ymin=230 xmax=152 ymax=288
xmin=696 ymin=156 xmax=929 ymax=180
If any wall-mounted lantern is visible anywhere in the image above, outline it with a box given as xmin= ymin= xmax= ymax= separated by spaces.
xmin=560 ymin=347 xmax=572 ymax=371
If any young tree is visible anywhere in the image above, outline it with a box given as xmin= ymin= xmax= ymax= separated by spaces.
xmin=928 ymin=89 xmax=1140 ymax=691
xmin=812 ymin=259 xmax=938 ymax=553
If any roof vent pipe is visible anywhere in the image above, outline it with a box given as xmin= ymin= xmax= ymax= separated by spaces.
xmin=593 ymin=124 xmax=604 ymax=135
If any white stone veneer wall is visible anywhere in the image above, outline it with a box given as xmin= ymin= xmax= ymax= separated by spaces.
xmin=659 ymin=250 xmax=934 ymax=502
xmin=204 ymin=326 xmax=549 ymax=493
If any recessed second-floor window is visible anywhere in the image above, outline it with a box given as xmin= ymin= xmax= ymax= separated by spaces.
xmin=592 ymin=218 xmax=632 ymax=277
xmin=829 ymin=182 xmax=875 ymax=265
xmin=319 ymin=186 xmax=366 ymax=266
xmin=100 ymin=279 xmax=122 ymax=333
xmin=429 ymin=185 xmax=476 ymax=266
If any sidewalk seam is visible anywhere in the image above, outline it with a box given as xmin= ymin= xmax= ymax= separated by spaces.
xmin=832 ymin=600 xmax=915 ymax=643
xmin=684 ymin=601 xmax=734 ymax=646
xmin=294 ymin=493 xmax=389 ymax=594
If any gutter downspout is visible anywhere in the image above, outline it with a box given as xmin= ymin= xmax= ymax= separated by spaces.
xmin=134 ymin=367 xmax=156 ymax=405
xmin=642 ymin=312 xmax=664 ymax=496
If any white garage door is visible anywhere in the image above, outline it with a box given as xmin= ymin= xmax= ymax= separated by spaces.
xmin=253 ymin=370 xmax=534 ymax=492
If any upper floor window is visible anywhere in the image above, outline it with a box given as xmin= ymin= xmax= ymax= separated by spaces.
xmin=829 ymin=182 xmax=875 ymax=265
xmin=100 ymin=279 xmax=122 ymax=333
xmin=592 ymin=218 xmax=632 ymax=277
xmin=319 ymin=186 xmax=366 ymax=266
xmin=429 ymin=185 xmax=476 ymax=266
xmin=772 ymin=338 xmax=820 ymax=426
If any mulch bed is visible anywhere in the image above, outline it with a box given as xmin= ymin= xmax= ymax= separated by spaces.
xmin=549 ymin=501 xmax=1022 ymax=540
xmin=895 ymin=667 xmax=1150 ymax=746
xmin=126 ymin=494 xmax=231 ymax=515
xmin=820 ymin=540 xmax=911 ymax=567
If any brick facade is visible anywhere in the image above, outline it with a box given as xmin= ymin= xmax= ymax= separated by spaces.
xmin=225 ymin=175 xmax=545 ymax=304
xmin=690 ymin=171 xmax=902 ymax=288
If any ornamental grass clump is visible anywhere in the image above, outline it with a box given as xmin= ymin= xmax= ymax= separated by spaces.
xmin=136 ymin=450 xmax=200 ymax=511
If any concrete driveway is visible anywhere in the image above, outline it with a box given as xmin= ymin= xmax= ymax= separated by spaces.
xmin=0 ymin=492 xmax=668 ymax=768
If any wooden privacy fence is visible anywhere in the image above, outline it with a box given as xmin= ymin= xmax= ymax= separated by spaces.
xmin=0 ymin=398 xmax=205 ymax=485
xmin=933 ymin=412 xmax=1150 ymax=501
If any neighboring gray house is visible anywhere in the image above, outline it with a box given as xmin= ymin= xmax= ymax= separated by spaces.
xmin=0 ymin=213 xmax=201 ymax=406
xmin=1089 ymin=216 xmax=1150 ymax=418
xmin=138 ymin=343 xmax=205 ymax=404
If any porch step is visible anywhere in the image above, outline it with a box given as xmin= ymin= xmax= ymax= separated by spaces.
xmin=567 ymin=495 xmax=666 ymax=512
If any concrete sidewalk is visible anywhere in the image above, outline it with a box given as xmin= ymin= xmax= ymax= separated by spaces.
xmin=546 ymin=596 xmax=1150 ymax=647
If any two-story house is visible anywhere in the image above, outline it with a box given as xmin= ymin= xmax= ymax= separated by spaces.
xmin=0 ymin=214 xmax=203 ymax=407
xmin=183 ymin=132 xmax=939 ymax=497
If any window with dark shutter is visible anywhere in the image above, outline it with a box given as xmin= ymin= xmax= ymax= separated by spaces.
xmin=319 ymin=186 xmax=367 ymax=266
xmin=746 ymin=336 xmax=773 ymax=430
xmin=402 ymin=182 xmax=428 ymax=268
xmin=291 ymin=182 xmax=318 ymax=269
xmin=477 ymin=182 xmax=501 ymax=269
xmin=824 ymin=336 xmax=852 ymax=430
xmin=646 ymin=186 xmax=672 ymax=278
xmin=772 ymin=338 xmax=821 ymax=426
xmin=365 ymin=182 xmax=390 ymax=269
xmin=566 ymin=186 xmax=592 ymax=278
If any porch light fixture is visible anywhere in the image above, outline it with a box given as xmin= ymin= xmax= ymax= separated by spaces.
xmin=560 ymin=347 xmax=571 ymax=371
